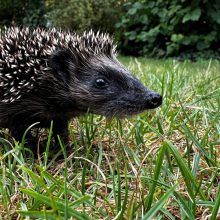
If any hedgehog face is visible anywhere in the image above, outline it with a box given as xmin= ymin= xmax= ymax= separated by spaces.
xmin=65 ymin=55 xmax=162 ymax=118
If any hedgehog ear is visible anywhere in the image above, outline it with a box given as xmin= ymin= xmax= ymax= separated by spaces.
xmin=49 ymin=49 xmax=78 ymax=83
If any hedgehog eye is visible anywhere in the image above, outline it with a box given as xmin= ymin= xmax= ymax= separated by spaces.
xmin=95 ymin=78 xmax=108 ymax=88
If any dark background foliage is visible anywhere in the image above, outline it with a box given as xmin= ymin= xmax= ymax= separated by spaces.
xmin=0 ymin=0 xmax=219 ymax=59
xmin=0 ymin=0 xmax=47 ymax=27
xmin=116 ymin=0 xmax=220 ymax=59
xmin=48 ymin=0 xmax=123 ymax=34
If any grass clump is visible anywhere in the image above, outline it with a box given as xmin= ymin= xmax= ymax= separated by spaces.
xmin=0 ymin=58 xmax=219 ymax=219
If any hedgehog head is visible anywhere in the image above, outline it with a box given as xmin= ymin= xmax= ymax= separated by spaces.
xmin=49 ymin=31 xmax=162 ymax=117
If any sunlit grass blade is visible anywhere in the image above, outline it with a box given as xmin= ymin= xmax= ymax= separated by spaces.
xmin=19 ymin=166 xmax=46 ymax=188
xmin=166 ymin=140 xmax=207 ymax=202
xmin=58 ymin=135 xmax=68 ymax=219
xmin=21 ymin=122 xmax=40 ymax=147
xmin=20 ymin=189 xmax=92 ymax=220
xmin=119 ymin=165 xmax=129 ymax=220
xmin=143 ymin=185 xmax=176 ymax=220
xmin=182 ymin=124 xmax=215 ymax=166
xmin=173 ymin=191 xmax=195 ymax=219
xmin=210 ymin=183 xmax=220 ymax=220
xmin=18 ymin=210 xmax=60 ymax=219
xmin=145 ymin=143 xmax=166 ymax=210
xmin=44 ymin=120 xmax=53 ymax=168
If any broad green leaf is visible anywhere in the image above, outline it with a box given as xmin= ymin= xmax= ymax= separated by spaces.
xmin=183 ymin=8 xmax=201 ymax=23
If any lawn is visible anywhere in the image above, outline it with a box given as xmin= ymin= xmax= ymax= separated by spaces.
xmin=0 ymin=57 xmax=220 ymax=219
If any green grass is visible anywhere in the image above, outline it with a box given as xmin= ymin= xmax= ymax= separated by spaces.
xmin=0 ymin=57 xmax=220 ymax=219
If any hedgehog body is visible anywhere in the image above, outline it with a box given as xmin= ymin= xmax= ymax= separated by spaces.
xmin=0 ymin=27 xmax=162 ymax=143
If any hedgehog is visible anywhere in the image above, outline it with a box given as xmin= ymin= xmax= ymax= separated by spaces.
xmin=0 ymin=27 xmax=162 ymax=144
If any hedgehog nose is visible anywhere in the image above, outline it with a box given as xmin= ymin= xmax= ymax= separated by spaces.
xmin=146 ymin=92 xmax=163 ymax=108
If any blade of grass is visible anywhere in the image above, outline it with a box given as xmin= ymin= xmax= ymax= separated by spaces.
xmin=117 ymin=162 xmax=122 ymax=213
xmin=19 ymin=210 xmax=60 ymax=219
xmin=58 ymin=135 xmax=68 ymax=220
xmin=166 ymin=140 xmax=195 ymax=199
xmin=210 ymin=183 xmax=220 ymax=220
xmin=19 ymin=166 xmax=46 ymax=188
xmin=165 ymin=140 xmax=207 ymax=213
xmin=143 ymin=185 xmax=176 ymax=220
xmin=182 ymin=124 xmax=215 ymax=166
xmin=20 ymin=189 xmax=92 ymax=220
xmin=119 ymin=165 xmax=129 ymax=220
xmin=21 ymin=122 xmax=40 ymax=147
xmin=145 ymin=143 xmax=166 ymax=210
xmin=44 ymin=120 xmax=53 ymax=168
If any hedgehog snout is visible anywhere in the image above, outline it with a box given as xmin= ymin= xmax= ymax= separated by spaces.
xmin=143 ymin=91 xmax=162 ymax=109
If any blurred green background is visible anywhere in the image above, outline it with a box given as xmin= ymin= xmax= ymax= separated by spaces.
xmin=0 ymin=0 xmax=220 ymax=59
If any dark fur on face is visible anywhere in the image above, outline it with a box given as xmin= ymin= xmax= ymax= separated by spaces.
xmin=59 ymin=53 xmax=162 ymax=118
xmin=0 ymin=27 xmax=162 ymax=142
